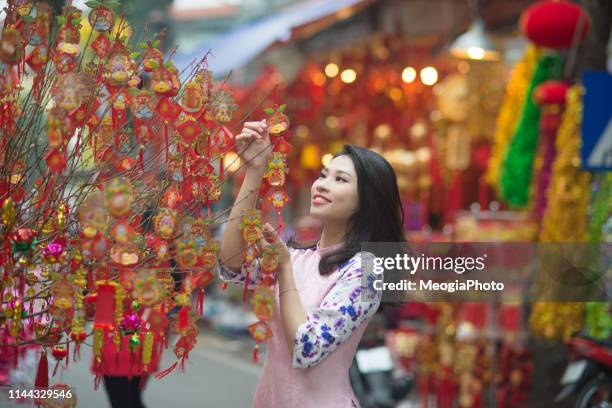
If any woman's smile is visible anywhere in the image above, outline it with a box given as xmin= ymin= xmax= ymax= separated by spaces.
xmin=312 ymin=194 xmax=331 ymax=205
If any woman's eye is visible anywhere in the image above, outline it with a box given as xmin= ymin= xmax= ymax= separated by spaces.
xmin=318 ymin=172 xmax=326 ymax=179
xmin=336 ymin=176 xmax=347 ymax=182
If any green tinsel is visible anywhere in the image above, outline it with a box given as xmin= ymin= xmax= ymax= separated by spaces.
xmin=499 ymin=53 xmax=564 ymax=208
xmin=585 ymin=174 xmax=612 ymax=339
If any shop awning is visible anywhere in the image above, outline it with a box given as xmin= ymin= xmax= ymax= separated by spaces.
xmin=174 ymin=0 xmax=376 ymax=77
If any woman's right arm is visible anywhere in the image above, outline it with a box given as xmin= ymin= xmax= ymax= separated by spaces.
xmin=219 ymin=120 xmax=272 ymax=273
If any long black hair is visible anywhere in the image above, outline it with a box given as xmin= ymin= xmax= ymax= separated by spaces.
xmin=290 ymin=144 xmax=406 ymax=276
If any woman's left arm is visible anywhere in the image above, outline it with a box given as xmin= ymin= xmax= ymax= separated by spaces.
xmin=282 ymin=252 xmax=381 ymax=369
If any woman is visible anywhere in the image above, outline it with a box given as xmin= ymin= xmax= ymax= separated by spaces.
xmin=218 ymin=119 xmax=405 ymax=407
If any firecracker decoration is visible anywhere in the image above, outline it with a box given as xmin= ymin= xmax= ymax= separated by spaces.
xmin=499 ymin=53 xmax=563 ymax=208
xmin=486 ymin=45 xmax=542 ymax=187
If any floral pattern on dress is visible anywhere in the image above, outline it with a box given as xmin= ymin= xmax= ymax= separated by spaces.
xmin=217 ymin=256 xmax=264 ymax=286
xmin=292 ymin=252 xmax=381 ymax=369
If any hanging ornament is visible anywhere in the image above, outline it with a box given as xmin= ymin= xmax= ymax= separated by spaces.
xmin=247 ymin=321 xmax=272 ymax=363
xmin=133 ymin=270 xmax=162 ymax=307
xmin=56 ymin=8 xmax=82 ymax=56
xmin=151 ymin=62 xmax=180 ymax=96
xmin=176 ymin=237 xmax=198 ymax=268
xmin=239 ymin=209 xmax=263 ymax=301
xmin=51 ymin=72 xmax=90 ymax=112
xmin=91 ymin=33 xmax=111 ymax=58
xmin=154 ymin=207 xmax=178 ymax=240
xmin=130 ymin=88 xmax=156 ymax=120
xmin=175 ymin=114 xmax=202 ymax=146
xmin=261 ymin=244 xmax=280 ymax=286
xmin=197 ymin=69 xmax=212 ymax=106
xmin=0 ymin=25 xmax=24 ymax=64
xmin=181 ymin=79 xmax=204 ymax=114
xmin=45 ymin=148 xmax=67 ymax=173
xmin=210 ymin=89 xmax=236 ymax=123
xmin=251 ymin=286 xmax=274 ymax=321
xmin=78 ymin=190 xmax=109 ymax=239
xmin=87 ymin=1 xmax=117 ymax=32
xmin=267 ymin=189 xmax=290 ymax=229
xmin=26 ymin=41 xmax=49 ymax=71
xmin=140 ymin=39 xmax=163 ymax=72
xmin=263 ymin=152 xmax=288 ymax=187
xmin=264 ymin=104 xmax=289 ymax=136
xmin=102 ymin=41 xmax=137 ymax=89
xmin=239 ymin=209 xmax=263 ymax=248
xmin=105 ymin=177 xmax=134 ymax=218
xmin=29 ymin=2 xmax=52 ymax=46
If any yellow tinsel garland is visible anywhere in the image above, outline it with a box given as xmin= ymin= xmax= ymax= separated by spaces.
xmin=486 ymin=45 xmax=542 ymax=187
xmin=530 ymin=85 xmax=591 ymax=341
xmin=539 ymin=85 xmax=591 ymax=243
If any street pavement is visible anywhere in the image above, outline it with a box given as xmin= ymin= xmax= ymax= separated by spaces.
xmin=0 ymin=328 xmax=261 ymax=408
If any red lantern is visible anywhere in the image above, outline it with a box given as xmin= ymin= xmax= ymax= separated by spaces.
xmin=520 ymin=0 xmax=590 ymax=48
xmin=533 ymin=80 xmax=569 ymax=106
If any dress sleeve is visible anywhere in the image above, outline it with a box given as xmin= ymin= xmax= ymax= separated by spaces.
xmin=217 ymin=251 xmax=264 ymax=287
xmin=292 ymin=252 xmax=381 ymax=369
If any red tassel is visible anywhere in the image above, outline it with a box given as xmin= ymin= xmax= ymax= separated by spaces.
xmin=219 ymin=156 xmax=224 ymax=182
xmin=138 ymin=375 xmax=149 ymax=390
xmin=252 ymin=344 xmax=259 ymax=363
xmin=12 ymin=344 xmax=18 ymax=368
xmin=178 ymin=306 xmax=189 ymax=329
xmin=243 ymin=269 xmax=250 ymax=303
xmin=74 ymin=342 xmax=81 ymax=362
xmin=94 ymin=372 xmax=102 ymax=390
xmin=277 ymin=210 xmax=284 ymax=231
xmin=139 ymin=148 xmax=145 ymax=171
xmin=34 ymin=350 xmax=49 ymax=405
xmin=197 ymin=290 xmax=204 ymax=316
xmin=154 ymin=361 xmax=178 ymax=379
xmin=179 ymin=353 xmax=189 ymax=372
xmin=164 ymin=124 xmax=169 ymax=161
xmin=138 ymin=375 xmax=148 ymax=390
xmin=52 ymin=360 xmax=60 ymax=377
xmin=65 ymin=342 xmax=70 ymax=367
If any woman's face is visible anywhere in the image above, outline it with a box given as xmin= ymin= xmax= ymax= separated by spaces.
xmin=310 ymin=155 xmax=358 ymax=222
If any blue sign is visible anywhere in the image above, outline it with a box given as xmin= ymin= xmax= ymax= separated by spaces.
xmin=582 ymin=71 xmax=612 ymax=171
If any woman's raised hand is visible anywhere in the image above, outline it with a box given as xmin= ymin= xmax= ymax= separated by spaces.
xmin=236 ymin=119 xmax=272 ymax=171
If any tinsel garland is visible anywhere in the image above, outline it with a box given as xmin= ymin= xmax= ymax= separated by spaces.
xmin=539 ymin=86 xmax=591 ymax=243
xmin=499 ymin=53 xmax=563 ymax=208
xmin=585 ymin=174 xmax=612 ymax=339
xmin=486 ymin=45 xmax=542 ymax=187
xmin=530 ymin=86 xmax=591 ymax=341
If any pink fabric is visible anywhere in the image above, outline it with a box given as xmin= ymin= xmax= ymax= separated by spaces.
xmin=219 ymin=242 xmax=380 ymax=408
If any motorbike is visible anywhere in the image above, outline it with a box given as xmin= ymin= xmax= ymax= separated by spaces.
xmin=350 ymin=314 xmax=413 ymax=408
xmin=556 ymin=335 xmax=612 ymax=408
